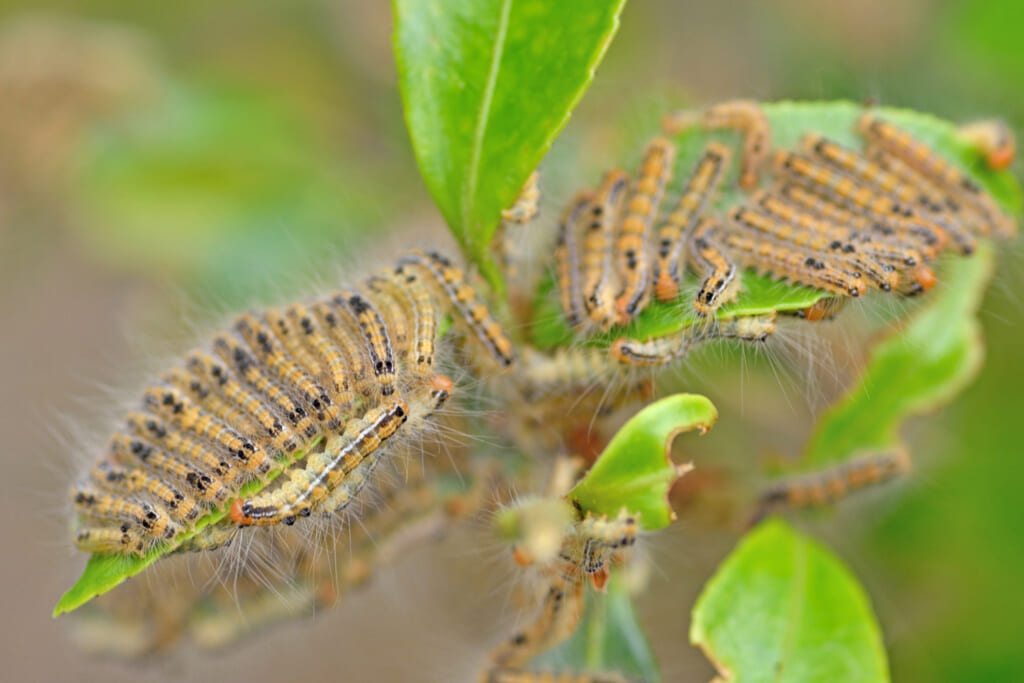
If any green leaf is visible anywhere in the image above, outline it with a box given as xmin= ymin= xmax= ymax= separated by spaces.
xmin=568 ymin=393 xmax=716 ymax=530
xmin=691 ymin=519 xmax=889 ymax=683
xmin=53 ymin=437 xmax=321 ymax=617
xmin=801 ymin=241 xmax=995 ymax=468
xmin=393 ymin=0 xmax=627 ymax=291
xmin=532 ymin=571 xmax=661 ymax=682
xmin=528 ymin=100 xmax=1021 ymax=349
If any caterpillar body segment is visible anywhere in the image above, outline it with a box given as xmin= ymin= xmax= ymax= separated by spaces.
xmin=803 ymin=132 xmax=982 ymax=255
xmin=653 ymin=142 xmax=730 ymax=303
xmin=701 ymin=99 xmax=770 ymax=189
xmin=319 ymin=375 xmax=452 ymax=516
xmin=865 ymin=147 xmax=997 ymax=248
xmin=689 ymin=216 xmax=741 ymax=316
xmin=233 ymin=313 xmax=343 ymax=431
xmin=398 ymin=250 xmax=516 ymax=369
xmin=110 ymin=427 xmax=230 ymax=504
xmin=802 ymin=133 xmax=946 ymax=213
xmin=614 ymin=137 xmax=675 ymax=324
xmin=516 ymin=346 xmax=618 ymax=400
xmin=73 ymin=524 xmax=149 ymax=557
xmin=580 ymin=170 xmax=630 ymax=330
xmin=555 ymin=191 xmax=595 ymax=330
xmin=501 ymin=170 xmax=542 ymax=225
xmin=161 ymin=367 xmax=261 ymax=442
xmin=786 ymin=296 xmax=847 ymax=322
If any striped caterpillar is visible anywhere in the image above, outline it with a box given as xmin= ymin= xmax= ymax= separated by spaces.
xmin=69 ymin=249 xmax=514 ymax=555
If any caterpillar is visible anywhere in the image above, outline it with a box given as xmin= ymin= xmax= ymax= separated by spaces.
xmin=610 ymin=313 xmax=776 ymax=367
xmin=652 ymin=142 xmax=730 ymax=303
xmin=700 ymin=99 xmax=771 ymax=190
xmin=69 ymin=251 xmax=513 ymax=555
xmin=757 ymin=449 xmax=912 ymax=513
xmin=690 ymin=216 xmax=741 ymax=317
xmin=556 ymin=191 xmax=595 ymax=330
xmin=581 ymin=170 xmax=630 ymax=330
xmin=614 ymin=138 xmax=675 ymax=325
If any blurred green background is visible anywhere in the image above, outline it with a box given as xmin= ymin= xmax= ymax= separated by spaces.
xmin=2 ymin=1 xmax=1021 ymax=681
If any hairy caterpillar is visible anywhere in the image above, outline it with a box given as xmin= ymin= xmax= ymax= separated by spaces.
xmin=690 ymin=216 xmax=741 ymax=316
xmin=653 ymin=142 xmax=730 ymax=303
xmin=614 ymin=138 xmax=675 ymax=324
xmin=69 ymin=251 xmax=513 ymax=555
xmin=757 ymin=450 xmax=912 ymax=515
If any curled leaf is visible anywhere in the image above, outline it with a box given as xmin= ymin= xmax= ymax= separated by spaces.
xmin=568 ymin=393 xmax=716 ymax=530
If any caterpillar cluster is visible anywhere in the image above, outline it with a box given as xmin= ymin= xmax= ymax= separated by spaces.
xmin=64 ymin=100 xmax=1018 ymax=681
xmin=550 ymin=104 xmax=1017 ymax=342
xmin=70 ymin=249 xmax=514 ymax=556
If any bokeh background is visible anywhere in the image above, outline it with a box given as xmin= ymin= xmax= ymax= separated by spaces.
xmin=2 ymin=1 xmax=1022 ymax=681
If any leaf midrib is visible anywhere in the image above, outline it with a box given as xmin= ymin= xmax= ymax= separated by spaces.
xmin=776 ymin=537 xmax=807 ymax=683
xmin=462 ymin=0 xmax=513 ymax=242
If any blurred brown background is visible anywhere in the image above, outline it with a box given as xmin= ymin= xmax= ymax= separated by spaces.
xmin=2 ymin=1 xmax=1022 ymax=680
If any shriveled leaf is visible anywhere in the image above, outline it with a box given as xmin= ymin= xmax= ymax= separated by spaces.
xmin=529 ymin=100 xmax=1021 ymax=349
xmin=802 ymin=241 xmax=995 ymax=468
xmin=54 ymin=438 xmax=321 ymax=617
xmin=691 ymin=519 xmax=889 ymax=683
xmin=393 ymin=0 xmax=626 ymax=291
xmin=532 ymin=572 xmax=660 ymax=682
xmin=568 ymin=394 xmax=716 ymax=530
